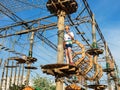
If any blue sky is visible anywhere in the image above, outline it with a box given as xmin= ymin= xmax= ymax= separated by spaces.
xmin=88 ymin=0 xmax=120 ymax=67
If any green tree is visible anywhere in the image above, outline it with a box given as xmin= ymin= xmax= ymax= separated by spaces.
xmin=32 ymin=74 xmax=56 ymax=90
xmin=9 ymin=84 xmax=25 ymax=90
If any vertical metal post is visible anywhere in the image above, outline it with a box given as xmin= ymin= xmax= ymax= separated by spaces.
xmin=105 ymin=42 xmax=112 ymax=90
xmin=9 ymin=61 xmax=14 ymax=88
xmin=1 ymin=60 xmax=6 ymax=89
xmin=5 ymin=60 xmax=9 ymax=90
xmin=26 ymin=31 xmax=35 ymax=85
xmin=13 ymin=62 xmax=17 ymax=84
xmin=56 ymin=10 xmax=66 ymax=90
xmin=20 ymin=64 xmax=24 ymax=85
xmin=17 ymin=64 xmax=21 ymax=85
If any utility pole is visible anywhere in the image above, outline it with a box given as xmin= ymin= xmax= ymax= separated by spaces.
xmin=92 ymin=14 xmax=97 ymax=49
xmin=56 ymin=10 xmax=66 ymax=90
xmin=91 ymin=14 xmax=103 ymax=85
xmin=57 ymin=10 xmax=66 ymax=64
xmin=91 ymin=14 xmax=99 ymax=83
xmin=26 ymin=31 xmax=35 ymax=85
